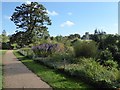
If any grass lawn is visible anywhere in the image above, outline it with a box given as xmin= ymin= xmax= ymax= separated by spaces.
xmin=0 ymin=50 xmax=6 ymax=89
xmin=14 ymin=50 xmax=94 ymax=89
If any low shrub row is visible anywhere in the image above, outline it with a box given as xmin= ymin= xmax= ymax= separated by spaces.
xmin=14 ymin=50 xmax=92 ymax=89
xmin=33 ymin=56 xmax=120 ymax=88
xmin=19 ymin=48 xmax=34 ymax=58
xmin=18 ymin=41 xmax=120 ymax=88
xmin=32 ymin=43 xmax=64 ymax=57
xmin=65 ymin=58 xmax=120 ymax=88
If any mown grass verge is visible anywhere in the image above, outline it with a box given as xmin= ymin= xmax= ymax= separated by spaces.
xmin=13 ymin=50 xmax=94 ymax=90
xmin=0 ymin=50 xmax=7 ymax=89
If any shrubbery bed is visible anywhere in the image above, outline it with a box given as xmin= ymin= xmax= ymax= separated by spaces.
xmin=18 ymin=41 xmax=120 ymax=89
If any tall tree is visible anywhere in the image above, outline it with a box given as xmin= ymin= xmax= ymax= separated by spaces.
xmin=2 ymin=30 xmax=7 ymax=36
xmin=2 ymin=30 xmax=9 ymax=43
xmin=11 ymin=2 xmax=51 ymax=45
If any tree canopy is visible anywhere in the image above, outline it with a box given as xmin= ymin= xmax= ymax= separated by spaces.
xmin=1 ymin=30 xmax=9 ymax=43
xmin=10 ymin=2 xmax=51 ymax=46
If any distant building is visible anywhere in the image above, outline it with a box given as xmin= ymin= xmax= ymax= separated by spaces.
xmin=85 ymin=32 xmax=89 ymax=40
xmin=118 ymin=1 xmax=120 ymax=34
xmin=82 ymin=32 xmax=89 ymax=40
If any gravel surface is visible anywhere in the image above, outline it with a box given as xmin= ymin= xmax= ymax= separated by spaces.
xmin=3 ymin=50 xmax=51 ymax=89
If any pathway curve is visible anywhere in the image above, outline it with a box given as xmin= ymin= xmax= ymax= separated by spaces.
xmin=3 ymin=50 xmax=51 ymax=89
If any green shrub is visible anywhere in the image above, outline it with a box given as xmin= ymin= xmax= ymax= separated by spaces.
xmin=97 ymin=49 xmax=113 ymax=64
xmin=65 ymin=58 xmax=120 ymax=88
xmin=32 ymin=43 xmax=65 ymax=57
xmin=11 ymin=43 xmax=18 ymax=49
xmin=73 ymin=40 xmax=98 ymax=58
xmin=19 ymin=48 xmax=34 ymax=58
xmin=113 ymin=52 xmax=120 ymax=63
xmin=51 ymin=52 xmax=74 ymax=63
xmin=2 ymin=42 xmax=12 ymax=49
xmin=108 ymin=45 xmax=118 ymax=54
xmin=50 ymin=53 xmax=64 ymax=62
xmin=34 ymin=51 xmax=75 ymax=69
xmin=104 ymin=60 xmax=118 ymax=70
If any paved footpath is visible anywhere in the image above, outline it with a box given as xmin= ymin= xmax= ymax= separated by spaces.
xmin=3 ymin=50 xmax=51 ymax=89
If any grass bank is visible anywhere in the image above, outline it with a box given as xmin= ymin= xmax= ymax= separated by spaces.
xmin=14 ymin=50 xmax=94 ymax=89
xmin=0 ymin=50 xmax=6 ymax=89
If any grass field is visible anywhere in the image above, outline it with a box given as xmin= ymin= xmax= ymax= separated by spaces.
xmin=14 ymin=50 xmax=94 ymax=89
xmin=0 ymin=50 xmax=6 ymax=89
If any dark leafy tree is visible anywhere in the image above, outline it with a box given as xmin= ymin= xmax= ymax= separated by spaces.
xmin=11 ymin=2 xmax=51 ymax=45
xmin=68 ymin=34 xmax=80 ymax=40
xmin=97 ymin=49 xmax=113 ymax=65
xmin=91 ymin=29 xmax=106 ymax=42
xmin=50 ymin=36 xmax=54 ymax=40
xmin=89 ymin=29 xmax=106 ymax=50
xmin=10 ymin=31 xmax=27 ymax=48
xmin=55 ymin=35 xmax=63 ymax=42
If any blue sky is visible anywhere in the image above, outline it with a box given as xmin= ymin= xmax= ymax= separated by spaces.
xmin=1 ymin=2 xmax=118 ymax=36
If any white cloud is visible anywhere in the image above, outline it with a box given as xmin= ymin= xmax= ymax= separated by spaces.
xmin=47 ymin=10 xmax=58 ymax=16
xmin=60 ymin=21 xmax=75 ymax=27
xmin=26 ymin=1 xmax=31 ymax=4
xmin=4 ymin=15 xmax=11 ymax=20
xmin=68 ymin=12 xmax=72 ymax=15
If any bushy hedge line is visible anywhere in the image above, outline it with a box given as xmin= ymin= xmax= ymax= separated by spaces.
xmin=65 ymin=58 xmax=120 ymax=88
xmin=73 ymin=41 xmax=98 ymax=58
xmin=32 ymin=43 xmax=64 ymax=57
xmin=33 ymin=56 xmax=120 ymax=88
xmin=2 ymin=42 xmax=13 ymax=50
xmin=18 ymin=42 xmax=120 ymax=88
xmin=19 ymin=48 xmax=34 ymax=58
